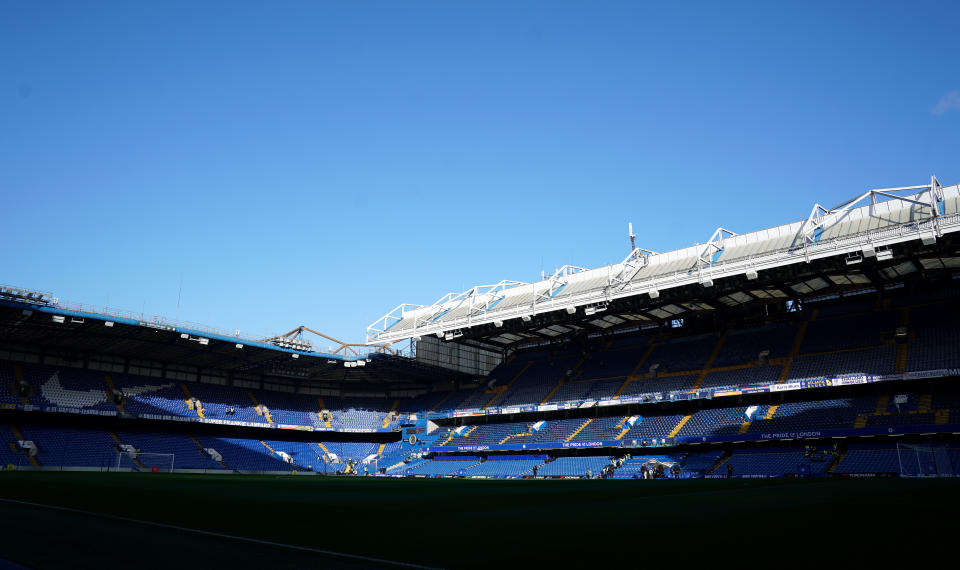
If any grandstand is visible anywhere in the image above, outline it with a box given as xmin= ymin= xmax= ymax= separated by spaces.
xmin=2 ymin=178 xmax=960 ymax=479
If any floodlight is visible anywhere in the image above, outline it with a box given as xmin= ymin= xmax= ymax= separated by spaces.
xmin=52 ymin=315 xmax=65 ymax=324
xmin=702 ymin=279 xmax=714 ymax=287
xmin=565 ymin=306 xmax=576 ymax=315
xmin=746 ymin=269 xmax=758 ymax=280
xmin=648 ymin=290 xmax=660 ymax=299
xmin=104 ymin=321 xmax=114 ymax=327
xmin=235 ymin=343 xmax=243 ymax=349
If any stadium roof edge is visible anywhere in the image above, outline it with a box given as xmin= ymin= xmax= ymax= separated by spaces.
xmin=0 ymin=297 xmax=363 ymax=362
xmin=367 ymin=176 xmax=958 ymax=344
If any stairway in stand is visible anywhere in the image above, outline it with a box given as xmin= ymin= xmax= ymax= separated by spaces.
xmin=668 ymin=415 xmax=692 ymax=438
xmin=565 ymin=419 xmax=593 ymax=442
xmin=109 ymin=431 xmax=145 ymax=470
xmin=10 ymin=424 xmax=40 ymax=467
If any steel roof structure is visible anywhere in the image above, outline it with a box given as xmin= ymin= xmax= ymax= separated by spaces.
xmin=0 ymin=298 xmax=466 ymax=387
xmin=368 ymin=176 xmax=959 ymax=350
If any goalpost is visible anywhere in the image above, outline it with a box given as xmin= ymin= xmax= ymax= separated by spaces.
xmin=114 ymin=452 xmax=176 ymax=473
xmin=896 ymin=443 xmax=954 ymax=478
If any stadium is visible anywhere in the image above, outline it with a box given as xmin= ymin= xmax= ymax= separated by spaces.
xmin=3 ymin=176 xmax=960 ymax=567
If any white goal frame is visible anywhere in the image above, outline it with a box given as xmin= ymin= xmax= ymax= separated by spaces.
xmin=896 ymin=443 xmax=953 ymax=478
xmin=114 ymin=452 xmax=176 ymax=473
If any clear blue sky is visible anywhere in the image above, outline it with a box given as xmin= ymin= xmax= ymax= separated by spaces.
xmin=2 ymin=1 xmax=958 ymax=346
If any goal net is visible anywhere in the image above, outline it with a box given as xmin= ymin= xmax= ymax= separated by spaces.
xmin=896 ymin=444 xmax=954 ymax=477
xmin=115 ymin=452 xmax=175 ymax=473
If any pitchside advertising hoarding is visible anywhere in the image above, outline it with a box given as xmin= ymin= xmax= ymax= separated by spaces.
xmin=423 ymin=422 xmax=960 ymax=453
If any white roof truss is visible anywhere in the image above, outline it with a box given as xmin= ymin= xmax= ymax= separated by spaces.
xmin=367 ymin=176 xmax=959 ymax=344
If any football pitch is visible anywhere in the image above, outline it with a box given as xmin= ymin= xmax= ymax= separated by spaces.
xmin=0 ymin=472 xmax=956 ymax=569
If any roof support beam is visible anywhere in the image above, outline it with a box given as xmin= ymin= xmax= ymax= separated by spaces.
xmin=608 ymin=247 xmax=657 ymax=292
xmin=536 ymin=265 xmax=586 ymax=303
xmin=801 ymin=180 xmax=941 ymax=245
xmin=697 ymin=227 xmax=737 ymax=266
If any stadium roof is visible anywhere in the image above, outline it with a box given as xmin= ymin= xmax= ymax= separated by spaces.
xmin=368 ymin=176 xmax=960 ymax=349
xmin=0 ymin=295 xmax=466 ymax=386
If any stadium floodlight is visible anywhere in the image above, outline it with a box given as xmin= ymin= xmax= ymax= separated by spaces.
xmin=565 ymin=306 xmax=576 ymax=314
xmin=51 ymin=315 xmax=65 ymax=324
xmin=521 ymin=314 xmax=532 ymax=322
xmin=876 ymin=248 xmax=893 ymax=261
xmin=648 ymin=290 xmax=660 ymax=299
xmin=861 ymin=245 xmax=877 ymax=258
xmin=180 ymin=333 xmax=189 ymax=339
xmin=356 ymin=360 xmax=365 ymax=366
xmin=104 ymin=321 xmax=114 ymax=327
xmin=235 ymin=343 xmax=243 ymax=349
xmin=493 ymin=320 xmax=503 ymax=328
xmin=845 ymin=253 xmax=863 ymax=265
xmin=746 ymin=269 xmax=758 ymax=280
xmin=436 ymin=332 xmax=445 ymax=338
xmin=702 ymin=279 xmax=714 ymax=288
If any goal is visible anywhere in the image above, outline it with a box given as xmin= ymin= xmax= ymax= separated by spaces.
xmin=896 ymin=443 xmax=954 ymax=477
xmin=115 ymin=452 xmax=175 ymax=473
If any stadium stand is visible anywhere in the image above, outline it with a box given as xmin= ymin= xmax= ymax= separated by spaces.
xmin=3 ymin=180 xmax=960 ymax=477
xmin=536 ymin=456 xmax=612 ymax=478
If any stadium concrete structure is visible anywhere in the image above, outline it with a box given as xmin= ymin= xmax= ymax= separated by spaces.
xmin=3 ymin=176 xmax=960 ymax=479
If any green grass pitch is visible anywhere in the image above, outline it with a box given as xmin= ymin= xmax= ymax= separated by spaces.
xmin=0 ymin=472 xmax=957 ymax=568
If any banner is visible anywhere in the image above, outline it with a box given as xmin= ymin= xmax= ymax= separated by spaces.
xmin=278 ymin=424 xmax=314 ymax=431
xmin=674 ymin=422 xmax=960 ymax=445
xmin=424 ymin=439 xmax=623 ymax=453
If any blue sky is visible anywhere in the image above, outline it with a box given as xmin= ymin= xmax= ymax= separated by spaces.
xmin=2 ymin=1 xmax=959 ymax=346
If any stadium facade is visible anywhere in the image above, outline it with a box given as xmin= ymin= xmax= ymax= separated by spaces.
xmin=2 ymin=176 xmax=960 ymax=478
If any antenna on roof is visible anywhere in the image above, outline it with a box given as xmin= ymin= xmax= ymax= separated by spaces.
xmin=628 ymin=222 xmax=636 ymax=252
